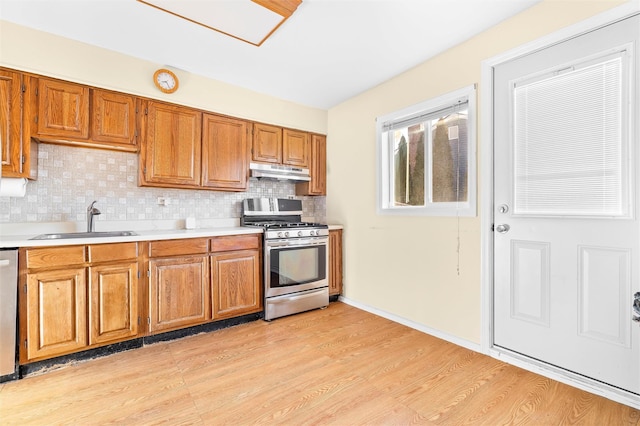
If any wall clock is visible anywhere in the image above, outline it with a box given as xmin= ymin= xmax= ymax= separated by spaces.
xmin=153 ymin=68 xmax=179 ymax=94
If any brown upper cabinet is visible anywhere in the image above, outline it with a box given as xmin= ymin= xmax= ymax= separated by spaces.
xmin=139 ymin=100 xmax=202 ymax=188
xmin=0 ymin=69 xmax=38 ymax=179
xmin=139 ymin=101 xmax=250 ymax=192
xmin=296 ymin=134 xmax=326 ymax=196
xmin=30 ymin=76 xmax=138 ymax=152
xmin=252 ymin=123 xmax=310 ymax=168
xmin=202 ymin=114 xmax=249 ymax=191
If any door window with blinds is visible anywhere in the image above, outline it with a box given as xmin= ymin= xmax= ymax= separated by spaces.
xmin=376 ymin=85 xmax=476 ymax=216
xmin=512 ymin=48 xmax=632 ymax=217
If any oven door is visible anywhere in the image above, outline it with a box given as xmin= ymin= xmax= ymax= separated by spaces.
xmin=264 ymin=236 xmax=328 ymax=298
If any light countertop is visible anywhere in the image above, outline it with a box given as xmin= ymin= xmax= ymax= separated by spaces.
xmin=0 ymin=227 xmax=263 ymax=248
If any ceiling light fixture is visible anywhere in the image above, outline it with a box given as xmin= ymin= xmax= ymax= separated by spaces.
xmin=137 ymin=0 xmax=302 ymax=46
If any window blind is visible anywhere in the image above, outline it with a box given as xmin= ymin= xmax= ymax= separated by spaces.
xmin=513 ymin=52 xmax=628 ymax=217
xmin=381 ymin=99 xmax=468 ymax=132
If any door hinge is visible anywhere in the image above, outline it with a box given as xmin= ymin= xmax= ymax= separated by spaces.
xmin=491 ymin=224 xmax=495 ymax=232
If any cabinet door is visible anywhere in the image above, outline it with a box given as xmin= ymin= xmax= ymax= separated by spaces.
xmin=252 ymin=122 xmax=282 ymax=164
xmin=296 ymin=134 xmax=326 ymax=196
xmin=0 ymin=69 xmax=23 ymax=177
xmin=329 ymin=229 xmax=343 ymax=296
xmin=141 ymin=101 xmax=202 ymax=187
xmin=36 ymin=78 xmax=89 ymax=140
xmin=91 ymin=89 xmax=137 ymax=150
xmin=202 ymin=114 xmax=249 ymax=191
xmin=89 ymin=262 xmax=138 ymax=345
xmin=212 ymin=249 xmax=261 ymax=319
xmin=26 ymin=268 xmax=87 ymax=361
xmin=283 ymin=128 xmax=309 ymax=168
xmin=149 ymin=256 xmax=210 ymax=332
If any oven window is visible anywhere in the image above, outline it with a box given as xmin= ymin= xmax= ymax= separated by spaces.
xmin=270 ymin=246 xmax=326 ymax=287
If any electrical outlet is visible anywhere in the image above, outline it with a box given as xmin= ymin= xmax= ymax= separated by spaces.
xmin=157 ymin=197 xmax=169 ymax=206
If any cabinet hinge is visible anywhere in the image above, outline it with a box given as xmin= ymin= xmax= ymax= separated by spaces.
xmin=24 ymin=339 xmax=27 ymax=348
xmin=138 ymin=316 xmax=141 ymax=325
xmin=21 ymin=83 xmax=26 ymax=93
xmin=23 ymin=284 xmax=28 ymax=294
xmin=35 ymin=87 xmax=38 ymax=96
xmin=34 ymin=116 xmax=38 ymax=124
xmin=21 ymin=155 xmax=26 ymax=165
xmin=145 ymin=108 xmax=148 ymax=115
xmin=137 ymin=270 xmax=141 ymax=279
xmin=147 ymin=317 xmax=151 ymax=325
xmin=147 ymin=270 xmax=150 ymax=278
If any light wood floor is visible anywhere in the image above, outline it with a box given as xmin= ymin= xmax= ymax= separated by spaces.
xmin=1 ymin=302 xmax=639 ymax=425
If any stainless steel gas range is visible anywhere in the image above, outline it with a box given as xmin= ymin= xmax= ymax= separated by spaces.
xmin=241 ymin=198 xmax=329 ymax=321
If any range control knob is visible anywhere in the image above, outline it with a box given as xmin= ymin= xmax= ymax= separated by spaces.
xmin=284 ymin=231 xmax=289 ymax=238
xmin=277 ymin=232 xmax=284 ymax=238
xmin=310 ymin=230 xmax=316 ymax=236
xmin=298 ymin=231 xmax=303 ymax=237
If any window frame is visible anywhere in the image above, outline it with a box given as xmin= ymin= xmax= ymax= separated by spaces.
xmin=376 ymin=85 xmax=477 ymax=216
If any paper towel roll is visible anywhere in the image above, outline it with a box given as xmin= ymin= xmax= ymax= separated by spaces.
xmin=0 ymin=177 xmax=27 ymax=197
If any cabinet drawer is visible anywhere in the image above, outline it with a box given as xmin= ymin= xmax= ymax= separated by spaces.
xmin=87 ymin=242 xmax=138 ymax=263
xmin=24 ymin=246 xmax=86 ymax=269
xmin=210 ymin=235 xmax=260 ymax=252
xmin=149 ymin=238 xmax=209 ymax=258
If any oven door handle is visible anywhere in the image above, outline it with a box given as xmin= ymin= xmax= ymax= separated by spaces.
xmin=266 ymin=239 xmax=327 ymax=249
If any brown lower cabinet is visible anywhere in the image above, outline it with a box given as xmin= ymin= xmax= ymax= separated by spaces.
xmin=329 ymin=229 xmax=343 ymax=296
xmin=18 ymin=234 xmax=263 ymax=365
xmin=19 ymin=243 xmax=139 ymax=364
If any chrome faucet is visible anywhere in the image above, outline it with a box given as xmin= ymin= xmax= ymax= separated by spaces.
xmin=87 ymin=200 xmax=101 ymax=232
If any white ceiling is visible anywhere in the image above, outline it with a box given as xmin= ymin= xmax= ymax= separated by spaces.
xmin=0 ymin=0 xmax=540 ymax=109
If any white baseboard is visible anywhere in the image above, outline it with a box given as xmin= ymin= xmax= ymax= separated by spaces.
xmin=338 ymin=296 xmax=481 ymax=353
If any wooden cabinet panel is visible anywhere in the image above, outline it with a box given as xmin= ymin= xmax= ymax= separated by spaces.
xmin=87 ymin=242 xmax=138 ymax=263
xmin=141 ymin=101 xmax=202 ymax=187
xmin=252 ymin=122 xmax=282 ymax=164
xmin=89 ymin=262 xmax=138 ymax=345
xmin=210 ymin=234 xmax=260 ymax=252
xmin=0 ymin=69 xmax=23 ymax=176
xmin=91 ymin=89 xmax=137 ymax=150
xmin=212 ymin=249 xmax=261 ymax=319
xmin=149 ymin=238 xmax=208 ymax=258
xmin=329 ymin=229 xmax=343 ymax=296
xmin=296 ymin=134 xmax=326 ymax=196
xmin=202 ymin=114 xmax=249 ymax=191
xmin=26 ymin=268 xmax=87 ymax=361
xmin=283 ymin=128 xmax=309 ymax=168
xmin=25 ymin=246 xmax=86 ymax=269
xmin=149 ymin=256 xmax=210 ymax=332
xmin=36 ymin=78 xmax=89 ymax=140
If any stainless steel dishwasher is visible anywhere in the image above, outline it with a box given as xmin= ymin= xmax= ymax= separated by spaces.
xmin=0 ymin=248 xmax=18 ymax=381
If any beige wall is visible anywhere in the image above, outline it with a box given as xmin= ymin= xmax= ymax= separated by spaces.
xmin=326 ymin=0 xmax=628 ymax=344
xmin=0 ymin=21 xmax=327 ymax=134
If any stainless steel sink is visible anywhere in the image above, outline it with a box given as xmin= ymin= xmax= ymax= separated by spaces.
xmin=30 ymin=231 xmax=138 ymax=240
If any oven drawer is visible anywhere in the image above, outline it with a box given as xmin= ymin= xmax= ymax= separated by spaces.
xmin=264 ymin=287 xmax=328 ymax=321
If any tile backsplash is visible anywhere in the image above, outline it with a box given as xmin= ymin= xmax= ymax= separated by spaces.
xmin=0 ymin=144 xmax=326 ymax=225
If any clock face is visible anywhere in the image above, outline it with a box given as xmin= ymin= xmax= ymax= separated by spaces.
xmin=153 ymin=69 xmax=178 ymax=93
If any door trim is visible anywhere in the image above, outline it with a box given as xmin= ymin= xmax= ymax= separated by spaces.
xmin=480 ymin=0 xmax=640 ymax=409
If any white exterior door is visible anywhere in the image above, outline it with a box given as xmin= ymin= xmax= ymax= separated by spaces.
xmin=493 ymin=14 xmax=640 ymax=395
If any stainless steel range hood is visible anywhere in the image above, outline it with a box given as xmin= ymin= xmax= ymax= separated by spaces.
xmin=250 ymin=163 xmax=311 ymax=182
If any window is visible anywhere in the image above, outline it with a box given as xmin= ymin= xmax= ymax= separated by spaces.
xmin=376 ymin=85 xmax=476 ymax=216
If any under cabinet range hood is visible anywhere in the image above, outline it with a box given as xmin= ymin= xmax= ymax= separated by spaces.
xmin=249 ymin=162 xmax=311 ymax=182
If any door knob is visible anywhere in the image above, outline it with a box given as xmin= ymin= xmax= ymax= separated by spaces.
xmin=633 ymin=292 xmax=640 ymax=323
xmin=495 ymin=224 xmax=510 ymax=234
